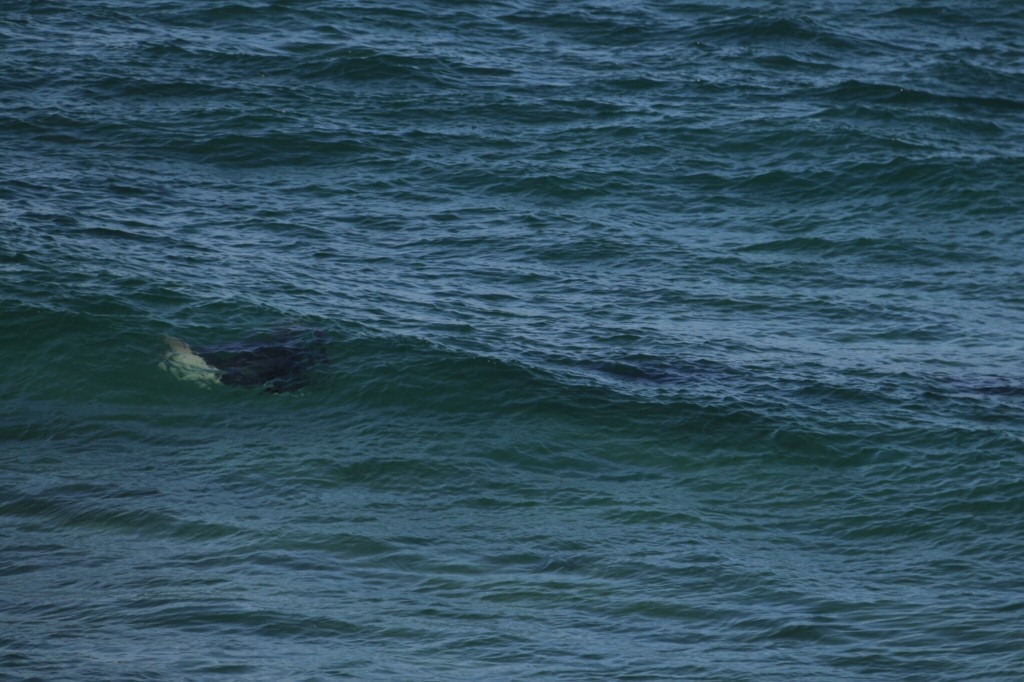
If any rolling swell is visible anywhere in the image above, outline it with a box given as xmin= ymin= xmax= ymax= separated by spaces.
xmin=5 ymin=301 xmax=1017 ymax=473
xmin=2 ymin=1 xmax=1024 ymax=680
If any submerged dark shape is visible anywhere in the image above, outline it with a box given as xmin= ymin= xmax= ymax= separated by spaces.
xmin=168 ymin=329 xmax=328 ymax=393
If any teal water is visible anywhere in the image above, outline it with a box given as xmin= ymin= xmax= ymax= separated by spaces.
xmin=3 ymin=1 xmax=1024 ymax=679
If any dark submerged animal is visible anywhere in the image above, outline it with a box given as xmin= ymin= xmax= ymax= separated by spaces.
xmin=193 ymin=329 xmax=328 ymax=393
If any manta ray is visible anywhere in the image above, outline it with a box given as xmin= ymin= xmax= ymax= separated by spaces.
xmin=160 ymin=329 xmax=327 ymax=393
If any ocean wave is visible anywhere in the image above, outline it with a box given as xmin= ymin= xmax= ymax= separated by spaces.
xmin=3 ymin=2 xmax=1024 ymax=677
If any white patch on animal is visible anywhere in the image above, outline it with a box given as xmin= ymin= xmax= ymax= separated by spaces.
xmin=159 ymin=336 xmax=221 ymax=387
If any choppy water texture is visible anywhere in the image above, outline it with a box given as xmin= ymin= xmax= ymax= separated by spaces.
xmin=3 ymin=1 xmax=1024 ymax=679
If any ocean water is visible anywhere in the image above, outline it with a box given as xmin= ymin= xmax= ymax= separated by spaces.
xmin=2 ymin=0 xmax=1023 ymax=679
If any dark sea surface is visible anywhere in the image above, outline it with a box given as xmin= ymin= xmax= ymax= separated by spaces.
xmin=2 ymin=1 xmax=1024 ymax=679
